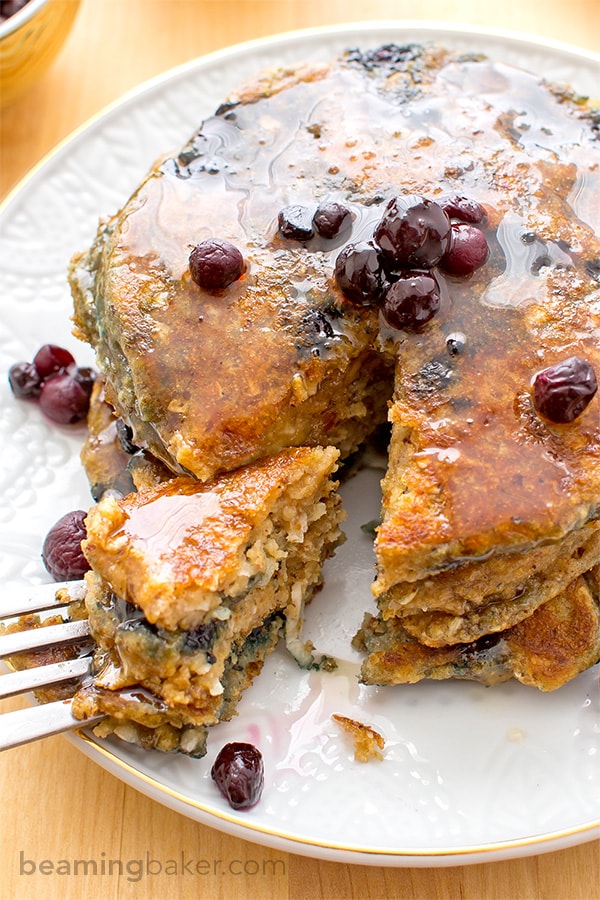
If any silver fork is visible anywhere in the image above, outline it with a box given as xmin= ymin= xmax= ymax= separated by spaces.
xmin=0 ymin=581 xmax=104 ymax=751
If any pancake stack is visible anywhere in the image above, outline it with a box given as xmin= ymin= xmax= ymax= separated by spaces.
xmin=66 ymin=42 xmax=600 ymax=751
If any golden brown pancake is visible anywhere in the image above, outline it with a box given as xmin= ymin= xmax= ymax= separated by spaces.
xmin=68 ymin=43 xmax=600 ymax=700
xmin=355 ymin=570 xmax=600 ymax=691
xmin=383 ymin=522 xmax=600 ymax=646
xmin=70 ymin=445 xmax=344 ymax=754
xmin=70 ymin=43 xmax=599 ymax=494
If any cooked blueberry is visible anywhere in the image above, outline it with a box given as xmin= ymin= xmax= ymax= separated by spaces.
xmin=348 ymin=43 xmax=420 ymax=71
xmin=439 ymin=194 xmax=486 ymax=224
xmin=211 ymin=742 xmax=264 ymax=810
xmin=41 ymin=509 xmax=90 ymax=581
xmin=531 ymin=254 xmax=552 ymax=275
xmin=440 ymin=224 xmax=488 ymax=276
xmin=116 ymin=418 xmax=139 ymax=454
xmin=312 ymin=202 xmax=351 ymax=239
xmin=8 ymin=362 xmax=42 ymax=399
xmin=446 ymin=332 xmax=466 ymax=356
xmin=584 ymin=258 xmax=600 ymax=283
xmin=304 ymin=309 xmax=335 ymax=340
xmin=374 ymin=196 xmax=450 ymax=269
xmin=382 ymin=271 xmax=441 ymax=331
xmin=70 ymin=365 xmax=96 ymax=396
xmin=118 ymin=618 xmax=146 ymax=633
xmin=459 ymin=632 xmax=502 ymax=663
xmin=521 ymin=231 xmax=538 ymax=245
xmin=183 ymin=622 xmax=217 ymax=653
xmin=39 ymin=372 xmax=92 ymax=424
xmin=189 ymin=239 xmax=245 ymax=291
xmin=532 ymin=356 xmax=598 ymax=424
xmin=278 ymin=205 xmax=314 ymax=241
xmin=32 ymin=344 xmax=76 ymax=380
xmin=334 ymin=241 xmax=386 ymax=305
xmin=118 ymin=616 xmax=159 ymax=637
xmin=412 ymin=357 xmax=454 ymax=398
xmin=90 ymin=469 xmax=136 ymax=502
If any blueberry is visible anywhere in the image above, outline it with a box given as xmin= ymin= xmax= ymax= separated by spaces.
xmin=115 ymin=418 xmax=139 ymax=454
xmin=374 ymin=196 xmax=451 ymax=269
xmin=41 ymin=510 xmax=90 ymax=581
xmin=532 ymin=356 xmax=598 ymax=424
xmin=439 ymin=194 xmax=486 ymax=224
xmin=8 ymin=362 xmax=42 ymax=399
xmin=440 ymin=224 xmax=488 ymax=276
xmin=334 ymin=241 xmax=387 ymax=306
xmin=189 ymin=239 xmax=245 ymax=291
xmin=312 ymin=202 xmax=351 ymax=239
xmin=39 ymin=372 xmax=92 ymax=424
xmin=8 ymin=347 xmax=96 ymax=421
xmin=32 ymin=344 xmax=76 ymax=380
xmin=278 ymin=205 xmax=315 ymax=241
xmin=584 ymin=258 xmax=600 ymax=283
xmin=382 ymin=271 xmax=441 ymax=331
xmin=183 ymin=622 xmax=217 ymax=653
xmin=70 ymin=365 xmax=96 ymax=396
xmin=211 ymin=742 xmax=264 ymax=810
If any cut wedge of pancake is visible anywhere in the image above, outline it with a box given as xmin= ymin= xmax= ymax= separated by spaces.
xmin=71 ymin=446 xmax=344 ymax=754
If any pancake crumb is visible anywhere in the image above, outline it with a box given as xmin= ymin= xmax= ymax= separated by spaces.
xmin=333 ymin=713 xmax=385 ymax=762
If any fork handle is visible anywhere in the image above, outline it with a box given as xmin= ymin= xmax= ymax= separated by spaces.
xmin=0 ymin=700 xmax=103 ymax=751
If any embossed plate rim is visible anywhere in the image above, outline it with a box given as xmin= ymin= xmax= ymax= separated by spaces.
xmin=1 ymin=21 xmax=599 ymax=866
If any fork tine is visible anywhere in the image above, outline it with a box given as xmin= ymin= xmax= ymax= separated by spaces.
xmin=0 ymin=580 xmax=86 ymax=618
xmin=0 ymin=657 xmax=93 ymax=700
xmin=0 ymin=620 xmax=91 ymax=658
xmin=0 ymin=581 xmax=103 ymax=751
xmin=0 ymin=700 xmax=103 ymax=751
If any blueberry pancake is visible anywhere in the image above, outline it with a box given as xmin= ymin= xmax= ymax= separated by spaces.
xmin=355 ymin=48 xmax=600 ymax=686
xmin=69 ymin=53 xmax=398 ymax=482
xmin=80 ymin=377 xmax=173 ymax=499
xmin=70 ymin=446 xmax=344 ymax=754
xmin=69 ymin=43 xmax=600 ymax=697
xmin=355 ymin=567 xmax=600 ymax=692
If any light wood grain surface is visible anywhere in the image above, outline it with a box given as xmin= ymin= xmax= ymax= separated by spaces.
xmin=1 ymin=1 xmax=599 ymax=898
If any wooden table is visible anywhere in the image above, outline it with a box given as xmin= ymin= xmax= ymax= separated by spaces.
xmin=1 ymin=1 xmax=599 ymax=897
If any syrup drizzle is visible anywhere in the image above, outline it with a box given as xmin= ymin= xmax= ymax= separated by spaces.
xmin=106 ymin=47 xmax=599 ymax=552
xmin=120 ymin=491 xmax=222 ymax=555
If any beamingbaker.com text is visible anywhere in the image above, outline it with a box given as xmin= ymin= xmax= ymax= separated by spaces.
xmin=19 ymin=851 xmax=286 ymax=883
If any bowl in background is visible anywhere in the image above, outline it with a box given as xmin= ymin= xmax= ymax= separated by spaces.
xmin=0 ymin=0 xmax=80 ymax=106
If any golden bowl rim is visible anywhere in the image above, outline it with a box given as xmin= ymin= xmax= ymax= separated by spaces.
xmin=0 ymin=0 xmax=54 ymax=40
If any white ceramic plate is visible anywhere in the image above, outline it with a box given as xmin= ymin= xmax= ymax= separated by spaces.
xmin=1 ymin=22 xmax=599 ymax=867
